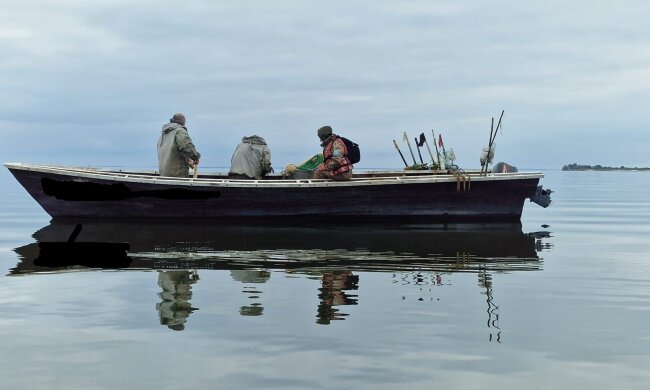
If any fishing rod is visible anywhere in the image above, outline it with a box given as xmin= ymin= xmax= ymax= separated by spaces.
xmin=393 ymin=140 xmax=409 ymax=167
xmin=438 ymin=132 xmax=447 ymax=169
xmin=420 ymin=133 xmax=436 ymax=168
xmin=402 ymin=132 xmax=417 ymax=165
xmin=431 ymin=129 xmax=441 ymax=168
xmin=415 ymin=137 xmax=424 ymax=164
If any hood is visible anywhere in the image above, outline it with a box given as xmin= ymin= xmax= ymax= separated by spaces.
xmin=242 ymin=135 xmax=267 ymax=145
xmin=162 ymin=122 xmax=185 ymax=134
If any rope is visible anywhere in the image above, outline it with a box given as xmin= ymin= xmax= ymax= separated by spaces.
xmin=453 ymin=168 xmax=471 ymax=192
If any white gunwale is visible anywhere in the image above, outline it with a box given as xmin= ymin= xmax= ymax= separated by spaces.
xmin=4 ymin=162 xmax=544 ymax=188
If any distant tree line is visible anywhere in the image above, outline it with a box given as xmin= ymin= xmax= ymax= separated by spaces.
xmin=562 ymin=163 xmax=650 ymax=171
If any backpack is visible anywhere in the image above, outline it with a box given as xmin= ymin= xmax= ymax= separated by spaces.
xmin=339 ymin=136 xmax=361 ymax=164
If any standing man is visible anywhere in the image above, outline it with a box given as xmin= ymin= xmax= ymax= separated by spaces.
xmin=228 ymin=135 xmax=272 ymax=179
xmin=157 ymin=113 xmax=201 ymax=178
xmin=313 ymin=125 xmax=353 ymax=181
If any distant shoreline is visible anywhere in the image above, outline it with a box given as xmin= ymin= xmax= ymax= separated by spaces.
xmin=562 ymin=163 xmax=650 ymax=171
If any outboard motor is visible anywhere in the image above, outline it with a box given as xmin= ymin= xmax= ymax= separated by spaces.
xmin=530 ymin=185 xmax=553 ymax=208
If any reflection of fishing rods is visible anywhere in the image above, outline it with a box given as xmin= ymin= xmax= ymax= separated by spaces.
xmin=393 ymin=140 xmax=408 ymax=167
xmin=402 ymin=132 xmax=417 ymax=165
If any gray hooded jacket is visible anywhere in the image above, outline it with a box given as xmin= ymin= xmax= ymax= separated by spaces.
xmin=157 ymin=123 xmax=201 ymax=178
xmin=229 ymin=135 xmax=272 ymax=179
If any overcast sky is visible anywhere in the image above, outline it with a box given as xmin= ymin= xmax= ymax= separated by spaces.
xmin=1 ymin=0 xmax=649 ymax=170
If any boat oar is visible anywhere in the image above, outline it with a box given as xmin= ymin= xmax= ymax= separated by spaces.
xmin=490 ymin=110 xmax=505 ymax=146
xmin=393 ymin=140 xmax=408 ymax=167
xmin=402 ymin=132 xmax=417 ymax=165
xmin=420 ymin=133 xmax=436 ymax=167
xmin=493 ymin=110 xmax=504 ymax=138
xmin=414 ymin=137 xmax=424 ymax=164
xmin=483 ymin=110 xmax=504 ymax=174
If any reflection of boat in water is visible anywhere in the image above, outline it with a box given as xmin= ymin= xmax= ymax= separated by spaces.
xmin=10 ymin=221 xmax=547 ymax=275
xmin=9 ymin=221 xmax=550 ymax=330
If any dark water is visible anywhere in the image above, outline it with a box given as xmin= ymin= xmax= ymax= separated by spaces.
xmin=1 ymin=168 xmax=649 ymax=389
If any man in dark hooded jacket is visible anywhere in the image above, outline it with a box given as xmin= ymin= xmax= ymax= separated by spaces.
xmin=157 ymin=113 xmax=201 ymax=177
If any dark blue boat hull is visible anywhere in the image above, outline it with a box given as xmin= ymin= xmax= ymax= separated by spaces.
xmin=8 ymin=167 xmax=540 ymax=222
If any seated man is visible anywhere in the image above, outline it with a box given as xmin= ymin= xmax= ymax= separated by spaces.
xmin=228 ymin=135 xmax=272 ymax=179
xmin=313 ymin=126 xmax=352 ymax=181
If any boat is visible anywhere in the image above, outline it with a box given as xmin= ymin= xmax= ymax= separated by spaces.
xmin=4 ymin=162 xmax=552 ymax=222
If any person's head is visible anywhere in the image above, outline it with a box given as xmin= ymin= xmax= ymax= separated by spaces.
xmin=317 ymin=125 xmax=332 ymax=141
xmin=170 ymin=113 xmax=186 ymax=126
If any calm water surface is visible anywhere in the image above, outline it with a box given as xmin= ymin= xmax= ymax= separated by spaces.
xmin=1 ymin=168 xmax=649 ymax=389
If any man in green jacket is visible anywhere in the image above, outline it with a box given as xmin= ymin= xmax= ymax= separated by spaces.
xmin=157 ymin=113 xmax=201 ymax=177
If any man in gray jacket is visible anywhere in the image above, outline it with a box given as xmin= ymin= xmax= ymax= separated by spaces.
xmin=228 ymin=135 xmax=272 ymax=179
xmin=157 ymin=113 xmax=201 ymax=177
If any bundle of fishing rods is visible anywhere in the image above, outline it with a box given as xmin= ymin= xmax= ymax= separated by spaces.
xmin=480 ymin=110 xmax=504 ymax=175
xmin=392 ymin=130 xmax=452 ymax=171
xmin=392 ymin=110 xmax=505 ymax=175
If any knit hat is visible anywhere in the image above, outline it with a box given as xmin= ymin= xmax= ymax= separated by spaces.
xmin=170 ymin=113 xmax=186 ymax=126
xmin=317 ymin=125 xmax=332 ymax=140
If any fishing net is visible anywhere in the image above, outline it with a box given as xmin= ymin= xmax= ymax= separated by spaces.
xmin=296 ymin=154 xmax=323 ymax=170
xmin=283 ymin=154 xmax=324 ymax=178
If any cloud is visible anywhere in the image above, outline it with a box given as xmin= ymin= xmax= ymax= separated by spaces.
xmin=1 ymin=0 xmax=649 ymax=169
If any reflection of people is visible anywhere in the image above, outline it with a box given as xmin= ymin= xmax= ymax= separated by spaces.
xmin=239 ymin=304 xmax=264 ymax=316
xmin=156 ymin=270 xmax=199 ymax=331
xmin=230 ymin=270 xmax=271 ymax=284
xmin=230 ymin=270 xmax=270 ymax=317
xmin=157 ymin=113 xmax=201 ymax=177
xmin=313 ymin=126 xmax=353 ymax=180
xmin=316 ymin=271 xmax=359 ymax=325
xmin=228 ymin=135 xmax=272 ymax=179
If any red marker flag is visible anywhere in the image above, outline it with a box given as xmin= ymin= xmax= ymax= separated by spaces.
xmin=438 ymin=134 xmax=444 ymax=148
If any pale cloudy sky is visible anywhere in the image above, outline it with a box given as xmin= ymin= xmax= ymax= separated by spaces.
xmin=1 ymin=0 xmax=649 ymax=170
